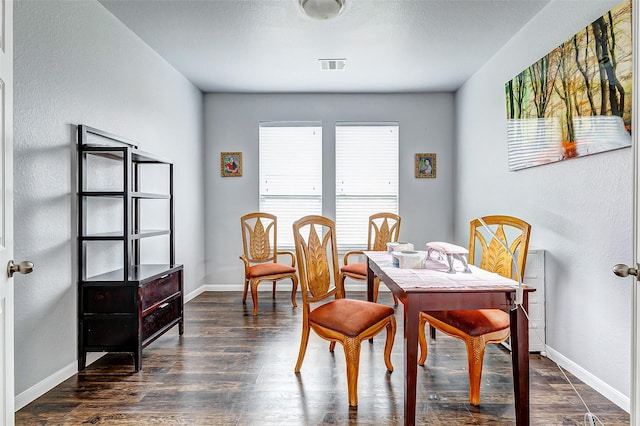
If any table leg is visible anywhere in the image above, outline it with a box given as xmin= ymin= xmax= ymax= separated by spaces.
xmin=404 ymin=298 xmax=419 ymax=426
xmin=367 ymin=261 xmax=375 ymax=344
xmin=510 ymin=300 xmax=530 ymax=426
xmin=367 ymin=260 xmax=374 ymax=303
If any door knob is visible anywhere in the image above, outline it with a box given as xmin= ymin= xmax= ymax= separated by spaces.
xmin=613 ymin=263 xmax=639 ymax=277
xmin=7 ymin=260 xmax=34 ymax=278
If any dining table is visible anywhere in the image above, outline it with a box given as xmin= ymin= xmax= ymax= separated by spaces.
xmin=364 ymin=250 xmax=534 ymax=426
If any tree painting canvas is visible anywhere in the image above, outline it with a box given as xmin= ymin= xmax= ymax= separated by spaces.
xmin=505 ymin=0 xmax=632 ymax=171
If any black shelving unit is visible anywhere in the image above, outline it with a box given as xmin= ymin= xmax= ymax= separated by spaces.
xmin=77 ymin=125 xmax=183 ymax=371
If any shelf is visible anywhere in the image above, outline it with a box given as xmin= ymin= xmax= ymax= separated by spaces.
xmin=83 ymin=264 xmax=182 ymax=283
xmin=77 ymin=124 xmax=181 ymax=372
xmin=81 ymin=232 xmax=125 ymax=241
xmin=132 ymin=192 xmax=171 ymax=200
xmin=133 ymin=229 xmax=171 ymax=239
xmin=81 ymin=229 xmax=170 ymax=240
xmin=80 ymin=191 xmax=125 ymax=198
xmin=82 ymin=144 xmax=170 ymax=164
xmin=80 ymin=191 xmax=170 ymax=199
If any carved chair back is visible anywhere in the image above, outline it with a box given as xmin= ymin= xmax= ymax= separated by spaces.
xmin=240 ymin=212 xmax=278 ymax=264
xmin=468 ymin=215 xmax=531 ymax=280
xmin=292 ymin=215 xmax=343 ymax=306
xmin=367 ymin=212 xmax=401 ymax=251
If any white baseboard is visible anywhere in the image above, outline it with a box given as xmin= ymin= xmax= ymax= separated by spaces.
xmin=15 ymin=361 xmax=77 ymax=411
xmin=184 ymin=284 xmax=211 ymax=301
xmin=15 ymin=352 xmax=107 ymax=411
xmin=545 ymin=345 xmax=630 ymax=413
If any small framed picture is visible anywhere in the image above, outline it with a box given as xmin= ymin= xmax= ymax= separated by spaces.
xmin=415 ymin=153 xmax=436 ymax=178
xmin=221 ymin=152 xmax=242 ymax=177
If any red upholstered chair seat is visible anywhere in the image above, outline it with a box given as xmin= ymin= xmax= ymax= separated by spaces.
xmin=310 ymin=299 xmax=395 ymax=337
xmin=248 ymin=263 xmax=296 ymax=278
xmin=340 ymin=262 xmax=367 ymax=276
xmin=426 ymin=309 xmax=509 ymax=337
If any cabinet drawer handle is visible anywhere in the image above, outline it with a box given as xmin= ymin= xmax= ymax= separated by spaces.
xmin=159 ymin=302 xmax=169 ymax=309
xmin=160 ymin=274 xmax=169 ymax=279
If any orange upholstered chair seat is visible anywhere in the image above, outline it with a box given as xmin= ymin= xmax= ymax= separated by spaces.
xmin=426 ymin=309 xmax=509 ymax=337
xmin=340 ymin=262 xmax=366 ymax=276
xmin=248 ymin=263 xmax=296 ymax=278
xmin=310 ymin=299 xmax=395 ymax=337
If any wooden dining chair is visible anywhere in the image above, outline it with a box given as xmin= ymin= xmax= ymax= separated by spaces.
xmin=292 ymin=215 xmax=396 ymax=407
xmin=340 ymin=212 xmax=401 ymax=305
xmin=240 ymin=212 xmax=298 ymax=316
xmin=418 ymin=215 xmax=531 ymax=406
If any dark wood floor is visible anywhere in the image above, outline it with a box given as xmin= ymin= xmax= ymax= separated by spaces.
xmin=17 ymin=291 xmax=629 ymax=425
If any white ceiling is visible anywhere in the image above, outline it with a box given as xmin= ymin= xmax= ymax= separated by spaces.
xmin=98 ymin=0 xmax=551 ymax=93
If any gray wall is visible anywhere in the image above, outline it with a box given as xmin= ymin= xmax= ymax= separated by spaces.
xmin=455 ymin=0 xmax=631 ymax=408
xmin=14 ymin=0 xmax=205 ymax=402
xmin=204 ymin=93 xmax=455 ymax=287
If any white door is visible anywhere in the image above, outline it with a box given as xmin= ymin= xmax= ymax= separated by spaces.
xmin=0 ymin=0 xmax=14 ymax=424
xmin=612 ymin=1 xmax=639 ymax=423
xmin=619 ymin=1 xmax=640 ymax=423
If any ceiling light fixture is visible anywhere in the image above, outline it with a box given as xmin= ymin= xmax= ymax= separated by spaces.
xmin=300 ymin=0 xmax=345 ymax=20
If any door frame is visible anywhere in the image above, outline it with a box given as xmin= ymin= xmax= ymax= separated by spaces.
xmin=0 ymin=0 xmax=14 ymax=423
xmin=632 ymin=0 xmax=639 ymax=423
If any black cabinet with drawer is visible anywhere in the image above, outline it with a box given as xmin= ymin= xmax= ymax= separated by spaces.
xmin=77 ymin=125 xmax=183 ymax=371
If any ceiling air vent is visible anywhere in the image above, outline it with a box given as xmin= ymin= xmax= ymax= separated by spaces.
xmin=319 ymin=58 xmax=346 ymax=70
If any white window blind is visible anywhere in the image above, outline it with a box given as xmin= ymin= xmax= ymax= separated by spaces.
xmin=335 ymin=123 xmax=399 ymax=250
xmin=259 ymin=122 xmax=322 ymax=248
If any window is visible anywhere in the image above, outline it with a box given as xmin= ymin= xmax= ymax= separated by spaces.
xmin=335 ymin=123 xmax=399 ymax=250
xmin=259 ymin=122 xmax=322 ymax=248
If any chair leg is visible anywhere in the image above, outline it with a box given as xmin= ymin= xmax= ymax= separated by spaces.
xmin=373 ymin=278 xmax=380 ymax=303
xmin=383 ymin=317 xmax=396 ymax=372
xmin=430 ymin=324 xmax=437 ymax=339
xmin=295 ymin=324 xmax=311 ymax=373
xmin=343 ymin=337 xmax=362 ymax=407
xmin=290 ymin=276 xmax=298 ymax=308
xmin=251 ymin=279 xmax=260 ymax=316
xmin=418 ymin=313 xmax=429 ymax=365
xmin=465 ymin=335 xmax=487 ymax=406
xmin=329 ymin=341 xmax=336 ymax=352
xmin=242 ymin=278 xmax=249 ymax=304
xmin=272 ymin=281 xmax=276 ymax=299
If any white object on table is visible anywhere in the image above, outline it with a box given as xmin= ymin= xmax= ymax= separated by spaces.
xmin=426 ymin=241 xmax=471 ymax=274
xmin=391 ymin=250 xmax=426 ymax=269
xmin=386 ymin=242 xmax=414 ymax=253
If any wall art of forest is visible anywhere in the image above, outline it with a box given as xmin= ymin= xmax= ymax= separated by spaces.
xmin=505 ymin=0 xmax=632 ymax=171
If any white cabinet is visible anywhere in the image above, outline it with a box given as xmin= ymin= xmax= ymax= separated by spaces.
xmin=523 ymin=249 xmax=545 ymax=353
xmin=503 ymin=249 xmax=546 ymax=354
